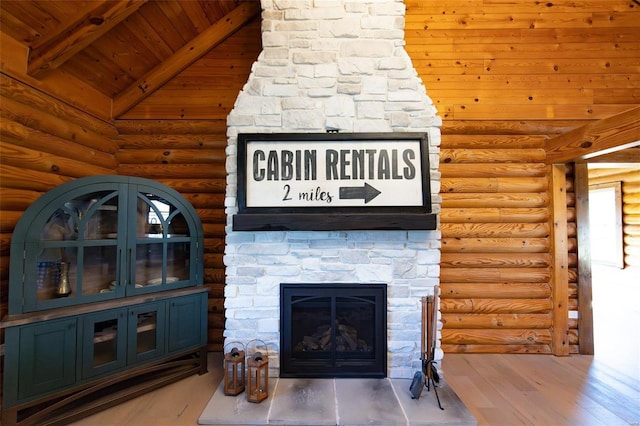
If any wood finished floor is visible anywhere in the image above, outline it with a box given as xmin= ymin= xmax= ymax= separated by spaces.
xmin=69 ymin=352 xmax=639 ymax=426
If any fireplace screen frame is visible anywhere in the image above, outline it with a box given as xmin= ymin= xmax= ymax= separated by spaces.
xmin=280 ymin=283 xmax=387 ymax=378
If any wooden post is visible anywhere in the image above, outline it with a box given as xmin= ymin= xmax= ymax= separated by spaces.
xmin=574 ymin=163 xmax=594 ymax=354
xmin=550 ymin=164 xmax=570 ymax=356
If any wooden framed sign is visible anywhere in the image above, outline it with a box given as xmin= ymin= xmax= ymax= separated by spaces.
xmin=233 ymin=132 xmax=436 ymax=231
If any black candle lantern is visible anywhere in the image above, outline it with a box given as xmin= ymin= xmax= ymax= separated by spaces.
xmin=223 ymin=342 xmax=245 ymax=396
xmin=246 ymin=339 xmax=269 ymax=403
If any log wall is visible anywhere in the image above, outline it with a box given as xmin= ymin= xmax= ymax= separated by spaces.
xmin=0 ymin=74 xmax=119 ymax=320
xmin=404 ymin=0 xmax=640 ymax=354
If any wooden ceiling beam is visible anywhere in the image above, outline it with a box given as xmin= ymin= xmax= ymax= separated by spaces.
xmin=27 ymin=0 xmax=148 ymax=79
xmin=111 ymin=1 xmax=261 ymax=119
xmin=545 ymin=106 xmax=640 ymax=164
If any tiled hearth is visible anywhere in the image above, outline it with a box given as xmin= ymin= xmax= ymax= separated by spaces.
xmin=199 ymin=376 xmax=476 ymax=426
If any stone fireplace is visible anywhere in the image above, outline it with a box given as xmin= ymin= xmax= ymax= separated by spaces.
xmin=224 ymin=0 xmax=441 ymax=379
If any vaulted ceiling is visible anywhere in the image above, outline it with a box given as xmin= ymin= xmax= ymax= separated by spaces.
xmin=0 ymin=0 xmax=261 ymax=120
xmin=0 ymin=0 xmax=638 ymax=164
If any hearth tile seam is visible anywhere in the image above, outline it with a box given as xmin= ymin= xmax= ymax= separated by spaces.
xmin=333 ymin=379 xmax=339 ymax=426
xmin=266 ymin=377 xmax=279 ymax=423
xmin=389 ymin=378 xmax=410 ymax=426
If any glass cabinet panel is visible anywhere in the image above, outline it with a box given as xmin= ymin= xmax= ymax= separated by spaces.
xmin=128 ymin=303 xmax=166 ymax=364
xmin=82 ymin=310 xmax=127 ymax=379
xmin=131 ymin=192 xmax=193 ymax=292
xmin=34 ymin=190 xmax=121 ymax=305
xmin=9 ymin=176 xmax=203 ymax=315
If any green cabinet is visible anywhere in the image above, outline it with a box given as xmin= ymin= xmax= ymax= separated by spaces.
xmin=1 ymin=176 xmax=208 ymax=426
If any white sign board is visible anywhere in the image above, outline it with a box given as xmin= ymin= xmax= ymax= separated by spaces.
xmin=238 ymin=133 xmax=431 ymax=211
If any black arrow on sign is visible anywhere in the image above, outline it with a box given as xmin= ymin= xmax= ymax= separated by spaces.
xmin=339 ymin=183 xmax=381 ymax=204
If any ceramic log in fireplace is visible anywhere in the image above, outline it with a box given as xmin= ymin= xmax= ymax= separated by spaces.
xmin=280 ymin=283 xmax=387 ymax=378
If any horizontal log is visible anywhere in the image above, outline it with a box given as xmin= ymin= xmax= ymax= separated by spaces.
xmin=115 ymin=149 xmax=225 ymax=165
xmin=624 ymin=230 xmax=640 ymax=243
xmin=0 ymin=94 xmax=118 ymax=155
xmin=207 ymin=328 xmax=224 ymax=345
xmin=441 ymin=177 xmax=548 ymax=193
xmin=203 ymin=237 xmax=226 ymax=253
xmin=440 ymin=253 xmax=552 ymax=268
xmin=440 ymin=134 xmax=547 ymax=149
xmin=441 ymin=207 xmax=549 ymax=223
xmin=196 ymin=209 xmax=226 ymax=224
xmin=589 ymin=170 xmax=640 ymax=186
xmin=441 ymin=193 xmax=549 ymax=208
xmin=0 ymin=211 xmax=23 ymax=233
xmin=208 ymin=313 xmax=225 ymax=329
xmin=440 ymin=163 xmax=548 ymax=178
xmin=204 ymin=267 xmax=225 ymax=284
xmin=441 ymin=329 xmax=552 ymax=345
xmin=0 ymin=164 xmax=73 ymax=192
xmin=203 ymin=253 xmax=224 ymax=268
xmin=440 ymin=120 xmax=581 ymax=136
xmin=441 ymin=237 xmax=550 ymax=253
xmin=624 ymin=255 xmax=640 ymax=267
xmin=207 ymin=298 xmax=224 ymax=314
xmin=441 ymin=313 xmax=552 ymax=329
xmin=181 ymin=193 xmax=225 ymax=209
xmin=115 ymin=119 xmax=227 ymax=135
xmin=0 ymin=257 xmax=9 ymax=279
xmin=0 ymin=188 xmax=43 ymax=211
xmin=624 ymin=193 xmax=640 ymax=204
xmin=623 ymin=224 xmax=640 ymax=235
xmin=440 ymin=268 xmax=551 ymax=283
xmin=440 ymin=223 xmax=550 ymax=238
xmin=116 ymin=134 xmax=227 ymax=149
xmin=116 ymin=164 xmax=226 ymax=179
xmin=0 ymin=233 xmax=11 ymax=254
xmin=155 ymin=179 xmax=225 ymax=194
xmin=1 ymin=118 xmax=118 ymax=169
xmin=625 ymin=215 xmax=640 ymax=225
xmin=623 ymin=204 xmax=640 ymax=215
xmin=1 ymin=141 xmax=113 ymax=178
xmin=202 ymin=223 xmax=226 ymax=238
xmin=440 ymin=298 xmax=552 ymax=314
xmin=0 ymin=74 xmax=117 ymax=140
xmin=441 ymin=344 xmax=551 ymax=354
xmin=441 ymin=148 xmax=546 ymax=163
xmin=440 ymin=282 xmax=552 ymax=299
xmin=205 ymin=283 xmax=225 ymax=298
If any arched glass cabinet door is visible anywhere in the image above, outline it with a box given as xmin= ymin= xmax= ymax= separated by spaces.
xmin=126 ymin=182 xmax=199 ymax=295
xmin=9 ymin=176 xmax=203 ymax=315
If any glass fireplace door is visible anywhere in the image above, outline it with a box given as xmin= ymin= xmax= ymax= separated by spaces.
xmin=280 ymin=284 xmax=386 ymax=378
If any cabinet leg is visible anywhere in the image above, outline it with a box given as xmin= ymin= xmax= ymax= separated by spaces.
xmin=1 ymin=406 xmax=18 ymax=426
xmin=199 ymin=347 xmax=208 ymax=375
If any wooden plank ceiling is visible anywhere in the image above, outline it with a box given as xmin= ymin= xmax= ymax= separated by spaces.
xmin=0 ymin=0 xmax=261 ymax=120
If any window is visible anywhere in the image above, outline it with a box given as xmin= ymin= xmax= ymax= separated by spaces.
xmin=589 ymin=182 xmax=624 ymax=268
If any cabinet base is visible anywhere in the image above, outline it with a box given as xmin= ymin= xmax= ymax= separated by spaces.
xmin=1 ymin=347 xmax=208 ymax=426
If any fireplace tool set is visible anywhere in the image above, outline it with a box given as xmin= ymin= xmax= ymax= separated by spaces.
xmin=223 ymin=340 xmax=269 ymax=403
xmin=410 ymin=287 xmax=444 ymax=410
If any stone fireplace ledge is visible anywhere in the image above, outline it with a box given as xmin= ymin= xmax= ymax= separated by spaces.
xmin=198 ymin=376 xmax=475 ymax=425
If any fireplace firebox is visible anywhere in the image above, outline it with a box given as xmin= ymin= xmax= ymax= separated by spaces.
xmin=280 ymin=283 xmax=387 ymax=378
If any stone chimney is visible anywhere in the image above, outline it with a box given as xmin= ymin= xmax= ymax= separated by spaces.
xmin=224 ymin=0 xmax=442 ymax=378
